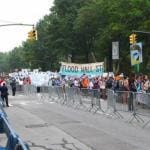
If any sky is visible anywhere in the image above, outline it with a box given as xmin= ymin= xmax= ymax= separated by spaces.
xmin=0 ymin=0 xmax=54 ymax=52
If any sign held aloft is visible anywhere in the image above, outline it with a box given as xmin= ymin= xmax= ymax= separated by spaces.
xmin=59 ymin=62 xmax=104 ymax=76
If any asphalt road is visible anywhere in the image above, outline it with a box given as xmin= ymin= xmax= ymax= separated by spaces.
xmin=3 ymin=93 xmax=150 ymax=150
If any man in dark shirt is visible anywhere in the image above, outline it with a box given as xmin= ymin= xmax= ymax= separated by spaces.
xmin=128 ymin=73 xmax=137 ymax=111
xmin=0 ymin=83 xmax=9 ymax=107
xmin=10 ymin=79 xmax=16 ymax=96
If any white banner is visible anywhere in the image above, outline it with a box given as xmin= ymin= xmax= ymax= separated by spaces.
xmin=59 ymin=62 xmax=104 ymax=76
xmin=112 ymin=41 xmax=119 ymax=60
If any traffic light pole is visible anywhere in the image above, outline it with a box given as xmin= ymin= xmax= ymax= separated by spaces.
xmin=0 ymin=23 xmax=34 ymax=28
xmin=132 ymin=30 xmax=150 ymax=34
xmin=0 ymin=23 xmax=37 ymax=40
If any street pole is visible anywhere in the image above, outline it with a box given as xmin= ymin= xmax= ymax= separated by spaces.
xmin=0 ymin=23 xmax=34 ymax=28
xmin=0 ymin=23 xmax=38 ymax=40
xmin=132 ymin=30 xmax=150 ymax=34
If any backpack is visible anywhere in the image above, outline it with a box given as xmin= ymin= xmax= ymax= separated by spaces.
xmin=130 ymin=82 xmax=137 ymax=92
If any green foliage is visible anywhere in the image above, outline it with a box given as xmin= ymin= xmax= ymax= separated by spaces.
xmin=0 ymin=0 xmax=149 ymax=74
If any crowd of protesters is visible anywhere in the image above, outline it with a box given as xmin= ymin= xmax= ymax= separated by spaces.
xmin=49 ymin=73 xmax=150 ymax=111
xmin=1 ymin=72 xmax=150 ymax=95
xmin=50 ymin=73 xmax=150 ymax=93
xmin=0 ymin=72 xmax=149 ymax=110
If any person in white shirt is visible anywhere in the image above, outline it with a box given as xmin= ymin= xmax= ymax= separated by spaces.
xmin=74 ymin=78 xmax=79 ymax=87
xmin=89 ymin=78 xmax=94 ymax=89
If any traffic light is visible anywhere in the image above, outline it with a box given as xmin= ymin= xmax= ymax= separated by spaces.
xmin=32 ymin=29 xmax=38 ymax=40
xmin=28 ymin=29 xmax=38 ymax=40
xmin=129 ymin=34 xmax=137 ymax=44
xmin=28 ymin=31 xmax=33 ymax=40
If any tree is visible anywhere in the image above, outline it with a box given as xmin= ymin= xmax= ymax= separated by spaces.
xmin=74 ymin=0 xmax=150 ymax=73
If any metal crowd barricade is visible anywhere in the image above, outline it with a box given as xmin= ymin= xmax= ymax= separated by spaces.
xmin=72 ymin=88 xmax=87 ymax=110
xmin=52 ymin=86 xmax=67 ymax=104
xmin=64 ymin=87 xmax=104 ymax=113
xmin=40 ymin=86 xmax=50 ymax=102
xmin=115 ymin=91 xmax=129 ymax=112
xmin=129 ymin=92 xmax=150 ymax=127
xmin=47 ymin=86 xmax=57 ymax=102
xmin=21 ymin=85 xmax=150 ymax=127
xmin=23 ymin=85 xmax=29 ymax=98
xmin=64 ymin=87 xmax=78 ymax=107
xmin=16 ymin=84 xmax=24 ymax=95
xmin=84 ymin=88 xmax=104 ymax=114
xmin=23 ymin=84 xmax=36 ymax=97
xmin=112 ymin=90 xmax=150 ymax=127
xmin=113 ymin=90 xmax=131 ymax=119
xmin=47 ymin=86 xmax=60 ymax=102
xmin=113 ymin=90 xmax=145 ymax=120
xmin=108 ymin=90 xmax=148 ymax=121
xmin=106 ymin=89 xmax=123 ymax=118
xmin=0 ymin=99 xmax=29 ymax=150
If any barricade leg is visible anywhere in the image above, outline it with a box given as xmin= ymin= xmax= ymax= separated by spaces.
xmin=106 ymin=90 xmax=123 ymax=119
xmin=143 ymin=120 xmax=150 ymax=128
xmin=129 ymin=112 xmax=144 ymax=123
xmin=75 ymin=98 xmax=87 ymax=110
xmin=87 ymin=89 xmax=105 ymax=114
xmin=94 ymin=98 xmax=105 ymax=114
xmin=75 ymin=88 xmax=88 ymax=110
xmin=113 ymin=93 xmax=124 ymax=119
xmin=86 ymin=97 xmax=94 ymax=112
xmin=65 ymin=88 xmax=75 ymax=107
xmin=129 ymin=92 xmax=144 ymax=123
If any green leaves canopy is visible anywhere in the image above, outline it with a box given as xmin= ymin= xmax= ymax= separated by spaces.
xmin=0 ymin=0 xmax=149 ymax=74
